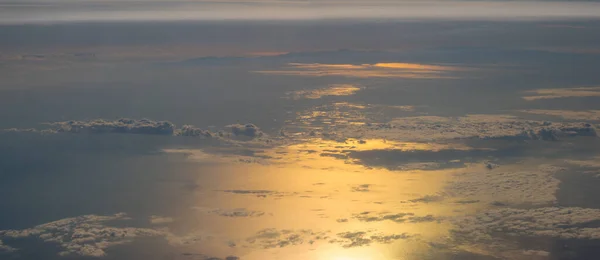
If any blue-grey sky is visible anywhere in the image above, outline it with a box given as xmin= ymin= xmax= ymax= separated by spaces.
xmin=2 ymin=3 xmax=600 ymax=260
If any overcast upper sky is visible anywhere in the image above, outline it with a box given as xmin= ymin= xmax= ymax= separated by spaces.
xmin=3 ymin=1 xmax=600 ymax=24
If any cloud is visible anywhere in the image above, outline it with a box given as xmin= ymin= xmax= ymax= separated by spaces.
xmin=181 ymin=253 xmax=240 ymax=260
xmin=192 ymin=207 xmax=266 ymax=217
xmin=522 ymin=86 xmax=600 ymax=101
xmin=333 ymin=115 xmax=598 ymax=142
xmin=0 ymin=213 xmax=166 ymax=257
xmin=0 ymin=240 xmax=16 ymax=253
xmin=149 ymin=215 xmax=174 ymax=225
xmin=352 ymin=211 xmax=437 ymax=223
xmin=286 ymin=84 xmax=362 ymax=99
xmin=5 ymin=118 xmax=275 ymax=142
xmin=520 ymin=109 xmax=600 ymax=121
xmin=446 ymin=164 xmax=564 ymax=206
xmin=452 ymin=207 xmax=600 ymax=241
xmin=332 ymin=231 xmax=411 ymax=248
xmin=255 ymin=62 xmax=463 ymax=79
xmin=50 ymin=118 xmax=176 ymax=135
xmin=350 ymin=184 xmax=371 ymax=192
xmin=244 ymin=228 xmax=329 ymax=249
xmin=226 ymin=124 xmax=264 ymax=138
xmin=409 ymin=195 xmax=444 ymax=203
xmin=176 ymin=125 xmax=214 ymax=138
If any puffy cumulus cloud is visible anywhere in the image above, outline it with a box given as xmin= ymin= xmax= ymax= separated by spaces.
xmin=192 ymin=207 xmax=266 ymax=218
xmin=255 ymin=62 xmax=466 ymax=79
xmin=0 ymin=213 xmax=166 ymax=257
xmin=446 ymin=165 xmax=563 ymax=206
xmin=452 ymin=207 xmax=600 ymax=241
xmin=149 ymin=215 xmax=174 ymax=225
xmin=352 ymin=211 xmax=437 ymax=223
xmin=522 ymin=86 xmax=600 ymax=101
xmin=286 ymin=84 xmax=362 ymax=100
xmin=176 ymin=125 xmax=213 ymax=138
xmin=520 ymin=109 xmax=600 ymax=121
xmin=226 ymin=124 xmax=264 ymax=138
xmin=350 ymin=184 xmax=371 ymax=192
xmin=333 ymin=115 xmax=597 ymax=142
xmin=50 ymin=118 xmax=176 ymax=135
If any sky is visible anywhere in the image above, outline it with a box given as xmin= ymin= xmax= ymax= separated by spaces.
xmin=1 ymin=1 xmax=600 ymax=260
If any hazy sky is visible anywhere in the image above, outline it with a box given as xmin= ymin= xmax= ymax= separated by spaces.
xmin=3 ymin=1 xmax=600 ymax=24
xmin=1 ymin=2 xmax=600 ymax=260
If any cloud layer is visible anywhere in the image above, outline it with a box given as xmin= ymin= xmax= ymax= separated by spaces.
xmin=0 ymin=213 xmax=165 ymax=257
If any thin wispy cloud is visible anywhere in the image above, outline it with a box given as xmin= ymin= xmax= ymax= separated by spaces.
xmin=522 ymin=86 xmax=600 ymax=101
xmin=256 ymin=62 xmax=462 ymax=79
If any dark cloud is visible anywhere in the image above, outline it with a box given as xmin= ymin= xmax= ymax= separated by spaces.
xmin=351 ymin=184 xmax=370 ymax=192
xmin=333 ymin=231 xmax=411 ymax=248
xmin=50 ymin=118 xmax=176 ymax=135
xmin=352 ymin=211 xmax=438 ymax=223
xmin=226 ymin=123 xmax=264 ymax=138
xmin=176 ymin=125 xmax=213 ymax=138
xmin=192 ymin=207 xmax=266 ymax=218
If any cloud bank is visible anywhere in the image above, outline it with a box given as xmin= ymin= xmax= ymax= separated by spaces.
xmin=333 ymin=115 xmax=598 ymax=142
xmin=50 ymin=118 xmax=176 ymax=135
xmin=0 ymin=213 xmax=165 ymax=257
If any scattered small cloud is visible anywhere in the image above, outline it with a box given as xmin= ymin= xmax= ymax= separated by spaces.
xmin=351 ymin=184 xmax=371 ymax=192
xmin=0 ymin=240 xmax=16 ymax=253
xmin=192 ymin=207 xmax=266 ymax=218
xmin=410 ymin=195 xmax=444 ymax=203
xmin=149 ymin=215 xmax=174 ymax=225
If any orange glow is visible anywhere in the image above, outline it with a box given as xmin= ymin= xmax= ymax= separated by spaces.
xmin=255 ymin=62 xmax=464 ymax=78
